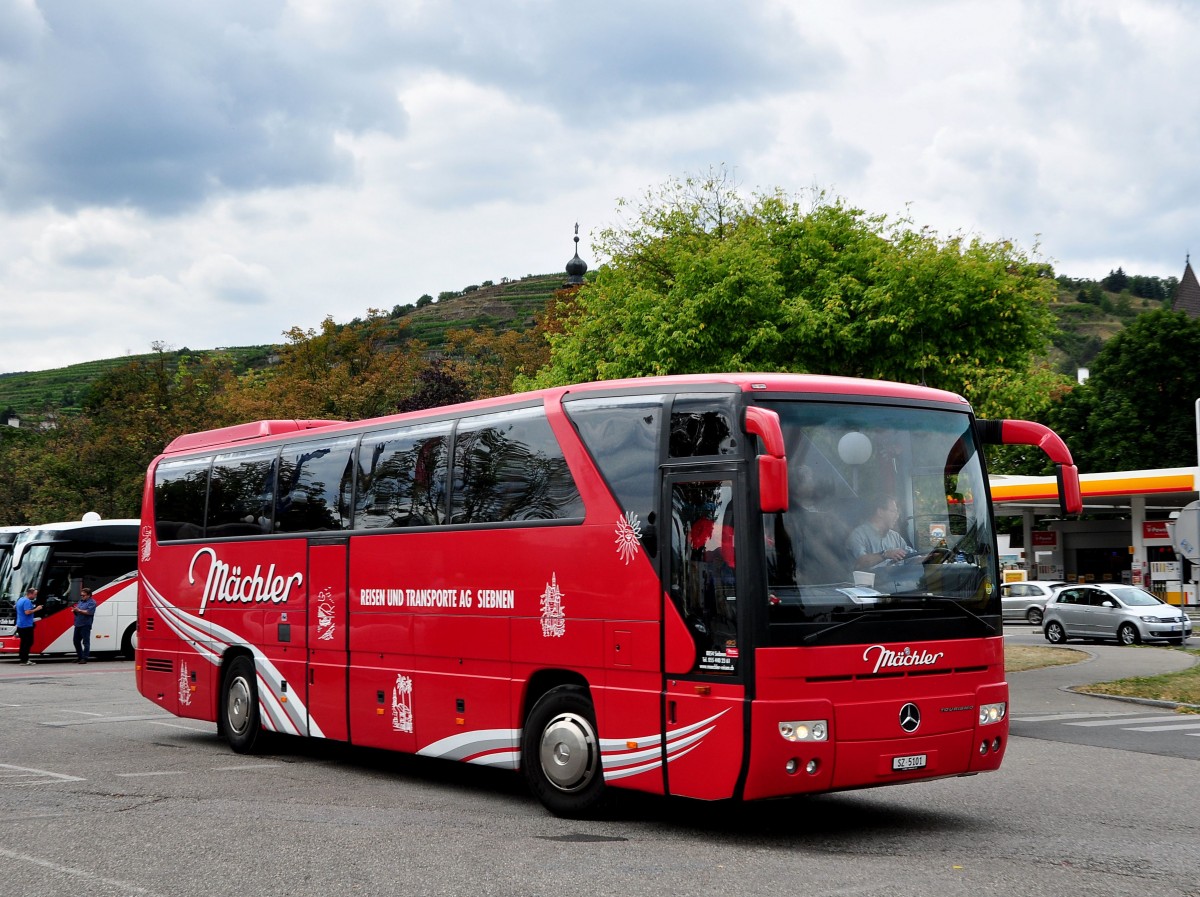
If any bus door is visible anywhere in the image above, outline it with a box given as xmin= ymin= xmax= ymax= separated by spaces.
xmin=306 ymin=536 xmax=349 ymax=741
xmin=662 ymin=471 xmax=748 ymax=800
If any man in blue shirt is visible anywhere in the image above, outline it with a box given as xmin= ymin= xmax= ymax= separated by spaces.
xmin=72 ymin=587 xmax=97 ymax=664
xmin=15 ymin=587 xmax=42 ymax=665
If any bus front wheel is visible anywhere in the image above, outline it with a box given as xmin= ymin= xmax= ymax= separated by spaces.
xmin=223 ymin=657 xmax=261 ymax=754
xmin=521 ymin=685 xmax=606 ymax=818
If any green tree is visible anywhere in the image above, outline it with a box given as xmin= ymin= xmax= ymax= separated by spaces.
xmin=0 ymin=347 xmax=238 ymax=521
xmin=1102 ymin=267 xmax=1129 ymax=292
xmin=528 ymin=172 xmax=1063 ymax=422
xmin=1047 ymin=309 xmax=1200 ymax=471
xmin=223 ymin=310 xmax=426 ymax=422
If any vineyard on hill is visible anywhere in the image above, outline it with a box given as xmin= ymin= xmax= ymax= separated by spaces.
xmin=0 ymin=270 xmax=1175 ymax=423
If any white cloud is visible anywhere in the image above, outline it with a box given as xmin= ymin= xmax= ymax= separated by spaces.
xmin=1 ymin=0 xmax=1198 ymax=374
xmin=33 ymin=211 xmax=148 ymax=269
xmin=181 ymin=253 xmax=274 ymax=306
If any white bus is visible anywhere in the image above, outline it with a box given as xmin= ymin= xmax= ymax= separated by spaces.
xmin=0 ymin=516 xmax=140 ymax=659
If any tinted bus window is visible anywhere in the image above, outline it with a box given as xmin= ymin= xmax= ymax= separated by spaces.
xmin=451 ymin=408 xmax=583 ymax=524
xmin=564 ymin=394 xmax=664 ymax=556
xmin=276 ymin=437 xmax=356 ymax=533
xmin=207 ymin=448 xmax=279 ymax=537
xmin=356 ymin=422 xmax=450 ymax=529
xmin=154 ymin=456 xmax=212 ymax=541
xmin=670 ymin=479 xmax=739 ymax=675
xmin=669 ymin=395 xmax=738 ymax=458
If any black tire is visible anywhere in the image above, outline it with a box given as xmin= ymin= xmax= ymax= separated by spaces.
xmin=521 ymin=685 xmax=606 ymax=818
xmin=1117 ymin=623 xmax=1140 ymax=646
xmin=1044 ymin=620 xmax=1067 ymax=644
xmin=120 ymin=622 xmax=137 ymax=659
xmin=222 ymin=656 xmax=261 ymax=753
xmin=1026 ymin=606 xmax=1043 ymax=626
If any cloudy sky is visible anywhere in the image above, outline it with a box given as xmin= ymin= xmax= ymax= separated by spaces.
xmin=1 ymin=0 xmax=1196 ymax=374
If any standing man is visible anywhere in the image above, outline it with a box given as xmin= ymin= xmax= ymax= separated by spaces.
xmin=15 ymin=587 xmax=42 ymax=665
xmin=72 ymin=587 xmax=97 ymax=664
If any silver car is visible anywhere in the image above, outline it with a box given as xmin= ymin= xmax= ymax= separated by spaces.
xmin=1001 ymin=580 xmax=1066 ymax=625
xmin=1042 ymin=584 xmax=1193 ymax=646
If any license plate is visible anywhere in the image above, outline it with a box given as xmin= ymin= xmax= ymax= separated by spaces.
xmin=892 ymin=754 xmax=927 ymax=771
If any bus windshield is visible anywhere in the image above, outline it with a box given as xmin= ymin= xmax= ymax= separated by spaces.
xmin=760 ymin=400 xmax=995 ymax=645
xmin=0 ymin=530 xmax=21 ymax=625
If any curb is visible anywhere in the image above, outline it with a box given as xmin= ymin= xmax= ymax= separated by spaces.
xmin=1068 ymin=688 xmax=1200 ymax=713
xmin=1065 ymin=645 xmax=1199 ymax=712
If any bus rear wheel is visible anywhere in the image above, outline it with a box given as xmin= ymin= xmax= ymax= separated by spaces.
xmin=521 ymin=685 xmax=605 ymax=818
xmin=222 ymin=656 xmax=261 ymax=754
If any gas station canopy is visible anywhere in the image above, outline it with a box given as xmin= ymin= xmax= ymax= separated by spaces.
xmin=990 ymin=467 xmax=1199 ymax=514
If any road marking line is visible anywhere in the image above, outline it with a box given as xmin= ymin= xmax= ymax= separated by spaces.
xmin=147 ymin=720 xmax=210 ymax=731
xmin=1124 ymin=721 xmax=1200 ymax=732
xmin=114 ymin=771 xmax=186 ymax=778
xmin=1065 ymin=715 xmax=1184 ymax=727
xmin=1012 ymin=713 xmax=1110 ymax=722
xmin=0 ymin=764 xmax=85 ymax=785
xmin=0 ymin=847 xmax=167 ymax=897
xmin=41 ymin=713 xmax=173 ymax=727
xmin=212 ymin=764 xmax=280 ymax=771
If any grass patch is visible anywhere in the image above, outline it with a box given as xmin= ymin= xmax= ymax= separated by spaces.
xmin=1005 ymin=645 xmax=1085 ymax=672
xmin=1082 ymin=648 xmax=1200 ymax=710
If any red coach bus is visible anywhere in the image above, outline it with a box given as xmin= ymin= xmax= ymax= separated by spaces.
xmin=136 ymin=374 xmax=1080 ymax=816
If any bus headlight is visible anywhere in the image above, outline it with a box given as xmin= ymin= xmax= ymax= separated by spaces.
xmin=978 ymin=702 xmax=1006 ymax=726
xmin=779 ymin=720 xmax=828 ymax=742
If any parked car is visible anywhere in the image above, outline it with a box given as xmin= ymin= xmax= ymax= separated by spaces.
xmin=1001 ymin=581 xmax=1066 ymax=625
xmin=1042 ymin=584 xmax=1193 ymax=646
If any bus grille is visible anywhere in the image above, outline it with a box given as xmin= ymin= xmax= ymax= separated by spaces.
xmin=144 ymin=658 xmax=173 ymax=673
xmin=806 ymin=664 xmax=990 ymax=683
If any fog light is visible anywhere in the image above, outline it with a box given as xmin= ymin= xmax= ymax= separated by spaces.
xmin=805 ymin=758 xmax=819 ymax=775
xmin=978 ymin=702 xmax=1007 ymax=726
xmin=991 ymin=737 xmax=1002 ymax=753
xmin=979 ymin=740 xmax=989 ymax=755
xmin=785 ymin=758 xmax=799 ymax=775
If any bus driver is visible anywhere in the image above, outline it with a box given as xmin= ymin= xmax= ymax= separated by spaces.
xmin=848 ymin=495 xmax=915 ymax=570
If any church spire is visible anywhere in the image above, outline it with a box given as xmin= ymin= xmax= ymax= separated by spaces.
xmin=565 ymin=222 xmax=588 ymax=286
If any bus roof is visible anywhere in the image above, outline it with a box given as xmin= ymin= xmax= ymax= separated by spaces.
xmin=159 ymin=373 xmax=970 ymax=458
xmin=15 ymin=519 xmax=140 ymax=535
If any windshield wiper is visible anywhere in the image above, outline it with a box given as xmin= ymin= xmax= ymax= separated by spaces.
xmin=903 ymin=596 xmax=996 ymax=634
xmin=802 ymin=596 xmax=997 ymax=645
xmin=802 ymin=609 xmax=884 ymax=645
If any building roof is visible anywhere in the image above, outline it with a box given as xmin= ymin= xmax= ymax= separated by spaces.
xmin=1173 ymin=257 xmax=1200 ymax=317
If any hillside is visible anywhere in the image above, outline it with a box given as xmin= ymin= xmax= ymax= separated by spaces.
xmin=0 ymin=273 xmax=566 ymax=420
xmin=0 ymin=271 xmax=1172 ymax=420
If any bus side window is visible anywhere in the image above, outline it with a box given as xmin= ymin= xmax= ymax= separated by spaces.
xmin=668 ymin=396 xmax=737 ymax=458
xmin=154 ymin=456 xmax=211 ymax=541
xmin=451 ymin=408 xmax=583 ymax=524
xmin=207 ymin=448 xmax=279 ymax=537
xmin=276 ymin=437 xmax=357 ymax=533
xmin=356 ymin=423 xmax=451 ymax=529
xmin=563 ymin=395 xmax=664 ymax=558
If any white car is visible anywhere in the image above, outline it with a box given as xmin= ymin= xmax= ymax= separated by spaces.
xmin=1000 ymin=581 xmax=1066 ymax=625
